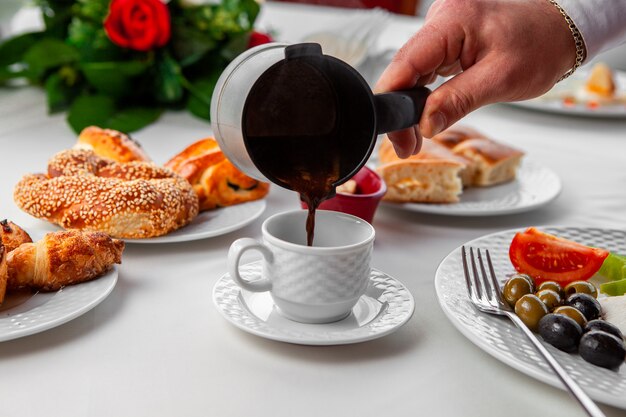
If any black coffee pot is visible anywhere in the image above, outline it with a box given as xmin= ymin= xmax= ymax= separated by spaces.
xmin=211 ymin=42 xmax=430 ymax=192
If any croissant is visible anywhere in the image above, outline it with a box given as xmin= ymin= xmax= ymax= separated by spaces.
xmin=14 ymin=149 xmax=199 ymax=239
xmin=7 ymin=230 xmax=124 ymax=291
xmin=165 ymin=138 xmax=270 ymax=211
xmin=74 ymin=126 xmax=151 ymax=163
xmin=1 ymin=219 xmax=33 ymax=253
xmin=0 ymin=244 xmax=7 ymax=304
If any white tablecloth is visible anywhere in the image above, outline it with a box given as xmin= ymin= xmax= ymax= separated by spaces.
xmin=1 ymin=3 xmax=626 ymax=417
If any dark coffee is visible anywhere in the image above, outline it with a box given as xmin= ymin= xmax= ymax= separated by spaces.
xmin=242 ymin=50 xmax=375 ymax=246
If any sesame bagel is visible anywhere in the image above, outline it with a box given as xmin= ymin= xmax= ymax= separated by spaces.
xmin=14 ymin=149 xmax=199 ymax=239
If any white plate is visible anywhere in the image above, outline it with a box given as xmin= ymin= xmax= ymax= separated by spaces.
xmin=509 ymin=70 xmax=626 ymax=118
xmin=0 ymin=266 xmax=118 ymax=342
xmin=125 ymin=200 xmax=266 ymax=244
xmin=213 ymin=261 xmax=414 ymax=346
xmin=382 ymin=159 xmax=561 ymax=216
xmin=435 ymin=227 xmax=626 ymax=409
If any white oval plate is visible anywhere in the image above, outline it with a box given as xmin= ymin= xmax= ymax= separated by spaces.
xmin=382 ymin=159 xmax=561 ymax=216
xmin=508 ymin=70 xmax=626 ymax=118
xmin=0 ymin=266 xmax=118 ymax=342
xmin=435 ymin=227 xmax=626 ymax=409
xmin=213 ymin=261 xmax=414 ymax=346
xmin=125 ymin=200 xmax=266 ymax=244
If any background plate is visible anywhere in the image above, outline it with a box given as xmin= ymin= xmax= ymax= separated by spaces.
xmin=435 ymin=227 xmax=626 ymax=409
xmin=0 ymin=266 xmax=118 ymax=342
xmin=508 ymin=70 xmax=626 ymax=118
xmin=382 ymin=159 xmax=561 ymax=216
xmin=125 ymin=200 xmax=266 ymax=244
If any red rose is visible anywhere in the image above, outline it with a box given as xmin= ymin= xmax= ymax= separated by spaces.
xmin=104 ymin=0 xmax=171 ymax=52
xmin=248 ymin=31 xmax=273 ymax=49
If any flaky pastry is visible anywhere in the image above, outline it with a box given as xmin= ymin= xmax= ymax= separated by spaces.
xmin=165 ymin=138 xmax=269 ymax=211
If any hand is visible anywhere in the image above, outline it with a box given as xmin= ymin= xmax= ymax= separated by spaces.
xmin=376 ymin=0 xmax=577 ymax=158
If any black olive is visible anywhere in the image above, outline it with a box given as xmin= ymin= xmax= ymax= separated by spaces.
xmin=566 ymin=293 xmax=602 ymax=321
xmin=579 ymin=331 xmax=626 ymax=370
xmin=585 ymin=320 xmax=624 ymax=340
xmin=538 ymin=314 xmax=583 ymax=352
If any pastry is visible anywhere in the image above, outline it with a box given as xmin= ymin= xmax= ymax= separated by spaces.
xmin=7 ymin=230 xmax=124 ymax=291
xmin=584 ymin=63 xmax=616 ymax=98
xmin=165 ymin=138 xmax=270 ymax=211
xmin=14 ymin=149 xmax=199 ymax=239
xmin=0 ymin=219 xmax=32 ymax=253
xmin=451 ymin=138 xmax=524 ymax=186
xmin=376 ymin=159 xmax=464 ymax=203
xmin=379 ymin=137 xmax=475 ymax=186
xmin=74 ymin=126 xmax=151 ymax=163
xmin=0 ymin=243 xmax=7 ymax=304
xmin=432 ymin=126 xmax=524 ymax=186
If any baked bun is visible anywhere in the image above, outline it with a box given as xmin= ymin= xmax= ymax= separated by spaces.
xmin=14 ymin=149 xmax=199 ymax=239
xmin=377 ymin=159 xmax=463 ymax=203
xmin=0 ymin=219 xmax=33 ymax=253
xmin=379 ymin=137 xmax=475 ymax=186
xmin=75 ymin=126 xmax=151 ymax=163
xmin=165 ymin=138 xmax=269 ymax=211
xmin=451 ymin=138 xmax=524 ymax=186
xmin=432 ymin=126 xmax=524 ymax=186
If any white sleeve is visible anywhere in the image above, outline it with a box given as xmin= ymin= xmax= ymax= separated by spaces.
xmin=556 ymin=0 xmax=626 ymax=61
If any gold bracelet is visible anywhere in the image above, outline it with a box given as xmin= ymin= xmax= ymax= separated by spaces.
xmin=546 ymin=0 xmax=586 ymax=81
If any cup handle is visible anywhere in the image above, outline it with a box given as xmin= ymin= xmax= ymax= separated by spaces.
xmin=228 ymin=238 xmax=273 ymax=292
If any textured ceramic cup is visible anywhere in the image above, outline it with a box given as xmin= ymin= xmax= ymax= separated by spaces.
xmin=228 ymin=210 xmax=375 ymax=323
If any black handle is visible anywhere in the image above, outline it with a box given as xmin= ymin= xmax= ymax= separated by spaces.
xmin=374 ymin=87 xmax=431 ymax=134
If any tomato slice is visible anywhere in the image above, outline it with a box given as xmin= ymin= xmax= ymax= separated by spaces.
xmin=509 ymin=227 xmax=609 ymax=284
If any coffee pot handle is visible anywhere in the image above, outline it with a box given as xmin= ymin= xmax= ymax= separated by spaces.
xmin=228 ymin=238 xmax=273 ymax=292
xmin=374 ymin=86 xmax=431 ymax=134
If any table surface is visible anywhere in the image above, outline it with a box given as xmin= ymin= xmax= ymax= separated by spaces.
xmin=1 ymin=3 xmax=626 ymax=417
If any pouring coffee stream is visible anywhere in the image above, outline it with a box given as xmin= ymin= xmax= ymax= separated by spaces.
xmin=211 ymin=43 xmax=429 ymax=246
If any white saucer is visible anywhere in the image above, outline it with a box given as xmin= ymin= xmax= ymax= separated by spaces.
xmin=212 ymin=261 xmax=414 ymax=345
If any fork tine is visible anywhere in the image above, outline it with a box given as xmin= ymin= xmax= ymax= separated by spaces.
xmin=485 ymin=249 xmax=504 ymax=301
xmin=461 ymin=246 xmax=474 ymax=299
xmin=477 ymin=249 xmax=497 ymax=306
xmin=469 ymin=247 xmax=484 ymax=301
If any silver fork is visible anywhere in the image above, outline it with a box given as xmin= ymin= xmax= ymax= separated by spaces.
xmin=461 ymin=246 xmax=606 ymax=417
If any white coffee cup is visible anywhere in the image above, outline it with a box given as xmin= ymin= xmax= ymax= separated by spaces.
xmin=228 ymin=210 xmax=375 ymax=324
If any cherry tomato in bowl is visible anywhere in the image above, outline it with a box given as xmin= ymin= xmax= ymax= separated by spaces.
xmin=509 ymin=228 xmax=609 ymax=285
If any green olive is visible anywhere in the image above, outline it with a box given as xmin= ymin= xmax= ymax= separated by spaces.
xmin=515 ymin=294 xmax=549 ymax=332
xmin=554 ymin=306 xmax=588 ymax=328
xmin=537 ymin=281 xmax=564 ymax=298
xmin=535 ymin=289 xmax=562 ymax=311
xmin=503 ymin=275 xmax=535 ymax=307
xmin=563 ymin=281 xmax=598 ymax=298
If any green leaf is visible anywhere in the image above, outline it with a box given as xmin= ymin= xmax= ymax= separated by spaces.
xmin=106 ymin=107 xmax=163 ymax=133
xmin=0 ymin=67 xmax=28 ymax=84
xmin=23 ymin=38 xmax=80 ymax=80
xmin=185 ymin=71 xmax=222 ymax=121
xmin=171 ymin=23 xmax=218 ymax=67
xmin=0 ymin=32 xmax=44 ymax=67
xmin=45 ymin=69 xmax=82 ymax=113
xmin=67 ymin=94 xmax=162 ymax=134
xmin=81 ymin=60 xmax=150 ymax=98
xmin=154 ymin=54 xmax=184 ymax=103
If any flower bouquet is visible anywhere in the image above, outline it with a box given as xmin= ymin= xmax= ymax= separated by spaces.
xmin=0 ymin=0 xmax=271 ymax=133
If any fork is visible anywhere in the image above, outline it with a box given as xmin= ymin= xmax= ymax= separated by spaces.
xmin=461 ymin=246 xmax=606 ymax=417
